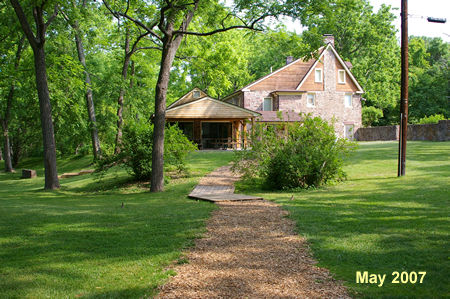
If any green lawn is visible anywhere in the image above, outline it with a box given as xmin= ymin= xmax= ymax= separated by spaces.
xmin=0 ymin=151 xmax=233 ymax=298
xmin=236 ymin=141 xmax=449 ymax=298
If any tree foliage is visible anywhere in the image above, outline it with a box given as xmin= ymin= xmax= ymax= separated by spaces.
xmin=1 ymin=0 xmax=447 ymax=190
xmin=301 ymin=0 xmax=401 ymax=125
xmin=408 ymin=37 xmax=449 ymax=123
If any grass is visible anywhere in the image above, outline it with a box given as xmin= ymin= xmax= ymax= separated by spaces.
xmin=236 ymin=141 xmax=449 ymax=298
xmin=0 ymin=151 xmax=233 ymax=298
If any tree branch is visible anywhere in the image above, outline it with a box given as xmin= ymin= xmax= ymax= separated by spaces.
xmin=135 ymin=46 xmax=162 ymax=52
xmin=129 ymin=31 xmax=151 ymax=54
xmin=44 ymin=4 xmax=59 ymax=31
xmin=33 ymin=6 xmax=46 ymax=44
xmin=103 ymin=0 xmax=162 ymax=41
xmin=59 ymin=8 xmax=71 ymax=25
xmin=174 ymin=14 xmax=267 ymax=36
xmin=9 ymin=0 xmax=38 ymax=48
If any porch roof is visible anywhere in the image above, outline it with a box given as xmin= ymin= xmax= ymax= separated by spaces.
xmin=166 ymin=96 xmax=260 ymax=119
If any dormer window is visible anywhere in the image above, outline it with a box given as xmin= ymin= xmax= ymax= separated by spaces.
xmin=338 ymin=70 xmax=346 ymax=84
xmin=315 ymin=69 xmax=323 ymax=83
xmin=193 ymin=90 xmax=201 ymax=98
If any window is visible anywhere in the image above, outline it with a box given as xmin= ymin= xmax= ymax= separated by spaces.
xmin=307 ymin=94 xmax=315 ymax=107
xmin=315 ymin=69 xmax=323 ymax=83
xmin=344 ymin=94 xmax=352 ymax=107
xmin=338 ymin=69 xmax=346 ymax=84
xmin=344 ymin=124 xmax=354 ymax=140
xmin=263 ymin=97 xmax=273 ymax=111
xmin=193 ymin=90 xmax=201 ymax=98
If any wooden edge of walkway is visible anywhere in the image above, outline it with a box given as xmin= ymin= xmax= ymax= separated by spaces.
xmin=188 ymin=193 xmax=263 ymax=202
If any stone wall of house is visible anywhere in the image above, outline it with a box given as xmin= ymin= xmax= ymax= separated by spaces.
xmin=243 ymin=90 xmax=273 ymax=111
xmin=242 ymin=48 xmax=362 ymax=137
xmin=355 ymin=120 xmax=449 ymax=141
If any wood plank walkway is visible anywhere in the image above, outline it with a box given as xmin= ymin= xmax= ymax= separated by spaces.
xmin=188 ymin=165 xmax=262 ymax=202
xmin=157 ymin=165 xmax=349 ymax=298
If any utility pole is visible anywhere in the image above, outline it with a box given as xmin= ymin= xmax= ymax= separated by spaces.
xmin=397 ymin=1 xmax=446 ymax=177
xmin=398 ymin=0 xmax=408 ymax=177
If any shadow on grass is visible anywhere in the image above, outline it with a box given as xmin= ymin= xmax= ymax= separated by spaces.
xmin=0 ymin=153 xmax=230 ymax=298
xmin=236 ymin=141 xmax=449 ymax=298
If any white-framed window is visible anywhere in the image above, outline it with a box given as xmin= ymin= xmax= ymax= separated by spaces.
xmin=307 ymin=94 xmax=315 ymax=107
xmin=315 ymin=68 xmax=323 ymax=83
xmin=344 ymin=94 xmax=352 ymax=108
xmin=338 ymin=69 xmax=346 ymax=84
xmin=344 ymin=124 xmax=354 ymax=140
xmin=263 ymin=97 xmax=273 ymax=111
xmin=193 ymin=90 xmax=201 ymax=98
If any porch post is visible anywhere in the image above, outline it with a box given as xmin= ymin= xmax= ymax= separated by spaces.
xmin=236 ymin=121 xmax=241 ymax=149
xmin=194 ymin=120 xmax=201 ymax=149
xmin=243 ymin=120 xmax=247 ymax=148
xmin=251 ymin=117 xmax=255 ymax=138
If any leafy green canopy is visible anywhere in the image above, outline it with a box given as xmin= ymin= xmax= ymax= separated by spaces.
xmin=300 ymin=0 xmax=401 ymax=126
xmin=409 ymin=37 xmax=450 ymax=123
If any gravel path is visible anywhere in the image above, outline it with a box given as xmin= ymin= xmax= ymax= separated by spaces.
xmin=157 ymin=166 xmax=349 ymax=298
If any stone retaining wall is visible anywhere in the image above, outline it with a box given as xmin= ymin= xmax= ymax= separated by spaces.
xmin=356 ymin=120 xmax=449 ymax=141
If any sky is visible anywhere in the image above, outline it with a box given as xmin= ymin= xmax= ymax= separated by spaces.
xmin=284 ymin=0 xmax=450 ymax=42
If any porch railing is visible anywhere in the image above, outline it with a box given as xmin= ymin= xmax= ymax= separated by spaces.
xmin=198 ymin=138 xmax=249 ymax=150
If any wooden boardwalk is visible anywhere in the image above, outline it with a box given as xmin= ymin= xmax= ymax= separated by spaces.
xmin=188 ymin=165 xmax=262 ymax=202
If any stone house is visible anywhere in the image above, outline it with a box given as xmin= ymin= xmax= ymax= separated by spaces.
xmin=165 ymin=35 xmax=364 ymax=148
xmin=222 ymin=34 xmax=364 ymax=139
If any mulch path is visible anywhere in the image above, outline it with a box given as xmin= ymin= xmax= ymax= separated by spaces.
xmin=156 ymin=166 xmax=349 ymax=298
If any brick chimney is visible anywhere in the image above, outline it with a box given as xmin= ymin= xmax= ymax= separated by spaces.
xmin=323 ymin=34 xmax=334 ymax=46
xmin=286 ymin=56 xmax=294 ymax=65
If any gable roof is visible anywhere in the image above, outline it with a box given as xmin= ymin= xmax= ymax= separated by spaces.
xmin=296 ymin=43 xmax=363 ymax=93
xmin=223 ymin=43 xmax=363 ymax=100
xmin=167 ymin=87 xmax=208 ymax=109
xmin=166 ymin=96 xmax=261 ymax=119
xmin=241 ymin=49 xmax=324 ymax=92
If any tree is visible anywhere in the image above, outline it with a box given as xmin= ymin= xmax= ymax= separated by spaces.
xmin=60 ymin=1 xmax=102 ymax=160
xmin=9 ymin=0 xmax=60 ymax=189
xmin=0 ymin=36 xmax=25 ymax=172
xmin=408 ymin=37 xmax=449 ymax=122
xmin=105 ymin=0 xmax=307 ymax=192
xmin=112 ymin=24 xmax=150 ymax=154
xmin=178 ymin=30 xmax=253 ymax=98
xmin=301 ymin=0 xmax=401 ymax=125
xmin=248 ymin=28 xmax=309 ymax=79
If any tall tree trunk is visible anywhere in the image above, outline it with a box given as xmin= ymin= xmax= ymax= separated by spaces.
xmin=34 ymin=45 xmax=60 ymax=189
xmin=10 ymin=1 xmax=60 ymax=189
xmin=114 ymin=27 xmax=131 ymax=154
xmin=1 ymin=36 xmax=25 ymax=172
xmin=2 ymin=86 xmax=14 ymax=172
xmin=73 ymin=25 xmax=101 ymax=160
xmin=150 ymin=35 xmax=183 ymax=192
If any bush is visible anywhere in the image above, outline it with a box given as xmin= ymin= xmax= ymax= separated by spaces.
xmin=362 ymin=106 xmax=383 ymax=127
xmin=97 ymin=121 xmax=197 ymax=180
xmin=417 ymin=114 xmax=446 ymax=124
xmin=233 ymin=114 xmax=356 ymax=190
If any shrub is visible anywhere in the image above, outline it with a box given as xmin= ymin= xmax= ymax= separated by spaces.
xmin=233 ymin=114 xmax=356 ymax=190
xmin=417 ymin=114 xmax=446 ymax=124
xmin=362 ymin=106 xmax=383 ymax=127
xmin=97 ymin=121 xmax=197 ymax=180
